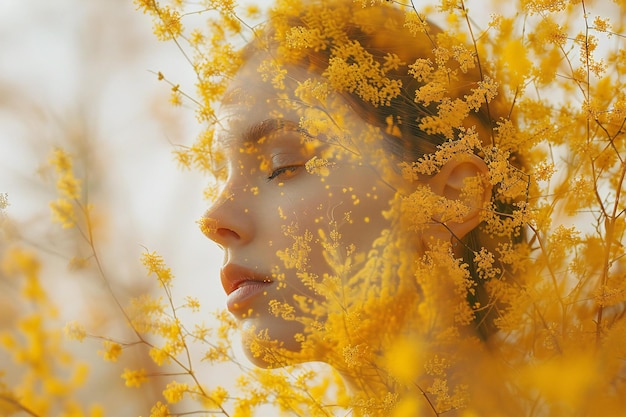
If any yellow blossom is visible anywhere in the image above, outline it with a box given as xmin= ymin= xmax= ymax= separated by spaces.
xmin=170 ymin=85 xmax=182 ymax=106
xmin=501 ymin=38 xmax=532 ymax=87
xmin=305 ymin=156 xmax=332 ymax=177
xmin=63 ymin=322 xmax=87 ymax=342
xmin=149 ymin=346 xmax=172 ymax=366
xmin=141 ymin=251 xmax=173 ymax=288
xmin=385 ymin=337 xmax=424 ymax=384
xmin=184 ymin=296 xmax=201 ymax=312
xmin=50 ymin=198 xmax=76 ymax=228
xmin=149 ymin=401 xmax=170 ymax=417
xmin=56 ymin=172 xmax=81 ymax=200
xmin=517 ymin=354 xmax=599 ymax=410
xmin=121 ymin=368 xmax=148 ymax=388
xmin=153 ymin=6 xmax=183 ymax=40
xmin=204 ymin=386 xmax=228 ymax=408
xmin=49 ymin=147 xmax=72 ymax=173
xmin=163 ymin=381 xmax=188 ymax=404
xmin=99 ymin=340 xmax=123 ymax=362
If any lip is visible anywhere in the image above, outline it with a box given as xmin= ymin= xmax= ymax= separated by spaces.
xmin=220 ymin=263 xmax=273 ymax=314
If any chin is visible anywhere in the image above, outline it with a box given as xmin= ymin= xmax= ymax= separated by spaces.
xmin=239 ymin=318 xmax=320 ymax=368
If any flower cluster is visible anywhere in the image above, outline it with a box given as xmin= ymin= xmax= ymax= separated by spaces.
xmin=0 ymin=246 xmax=102 ymax=416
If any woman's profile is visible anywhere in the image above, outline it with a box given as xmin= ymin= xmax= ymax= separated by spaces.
xmin=199 ymin=0 xmax=524 ymax=414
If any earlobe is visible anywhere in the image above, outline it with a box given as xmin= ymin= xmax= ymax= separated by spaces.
xmin=426 ymin=155 xmax=491 ymax=242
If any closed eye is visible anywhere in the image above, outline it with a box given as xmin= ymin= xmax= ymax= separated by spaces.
xmin=266 ymin=165 xmax=303 ymax=181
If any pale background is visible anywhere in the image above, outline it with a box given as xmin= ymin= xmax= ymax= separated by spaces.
xmin=0 ymin=1 xmax=225 ymax=315
xmin=0 ymin=0 xmax=236 ymax=413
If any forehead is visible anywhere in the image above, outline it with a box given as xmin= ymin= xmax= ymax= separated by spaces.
xmin=212 ymin=52 xmax=376 ymax=159
xmin=213 ymin=57 xmax=313 ymax=150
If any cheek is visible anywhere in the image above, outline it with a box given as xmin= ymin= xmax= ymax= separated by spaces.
xmin=322 ymin=169 xmax=394 ymax=244
xmin=274 ymin=172 xmax=394 ymax=270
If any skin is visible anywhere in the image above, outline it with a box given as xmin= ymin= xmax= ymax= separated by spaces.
xmin=202 ymin=53 xmax=490 ymax=368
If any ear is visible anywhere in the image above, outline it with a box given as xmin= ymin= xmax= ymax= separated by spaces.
xmin=426 ymin=154 xmax=491 ymax=242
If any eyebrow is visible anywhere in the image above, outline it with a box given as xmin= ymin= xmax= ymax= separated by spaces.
xmin=241 ymin=118 xmax=300 ymax=145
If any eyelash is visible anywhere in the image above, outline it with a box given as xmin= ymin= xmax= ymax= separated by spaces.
xmin=266 ymin=165 xmax=302 ymax=181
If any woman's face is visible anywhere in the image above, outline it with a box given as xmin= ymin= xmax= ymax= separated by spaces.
xmin=203 ymin=54 xmax=403 ymax=366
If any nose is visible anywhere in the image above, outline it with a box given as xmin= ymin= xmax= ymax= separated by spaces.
xmin=200 ymin=190 xmax=253 ymax=247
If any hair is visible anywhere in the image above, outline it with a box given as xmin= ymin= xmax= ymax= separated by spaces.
xmin=244 ymin=0 xmax=525 ymax=338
